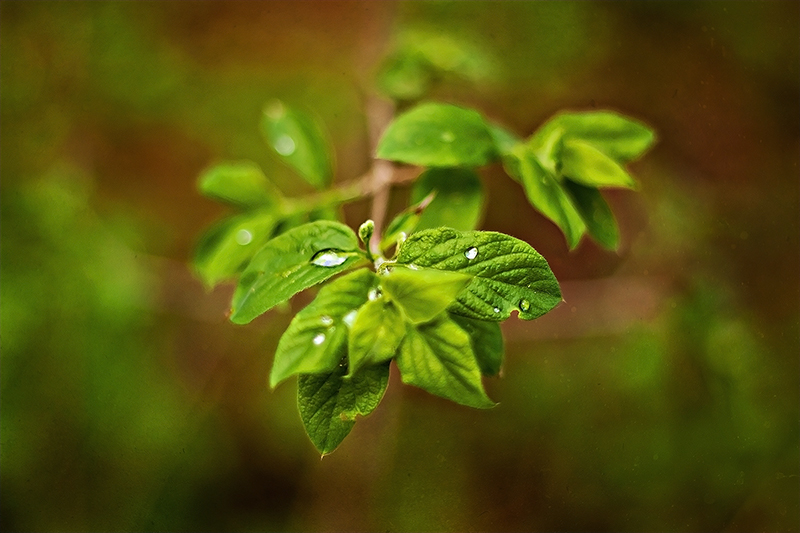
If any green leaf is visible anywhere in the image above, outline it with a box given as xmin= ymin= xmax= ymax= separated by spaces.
xmin=197 ymin=161 xmax=281 ymax=209
xmin=261 ymin=100 xmax=334 ymax=189
xmin=270 ymin=269 xmax=377 ymax=388
xmin=539 ymin=111 xmax=655 ymax=163
xmin=379 ymin=193 xmax=435 ymax=252
xmin=528 ymin=124 xmax=565 ymax=176
xmin=450 ymin=314 xmax=503 ymax=376
xmin=563 ymin=180 xmax=620 ymax=250
xmin=298 ymin=361 xmax=390 ymax=455
xmin=347 ymin=297 xmax=405 ymax=376
xmin=395 ymin=228 xmax=562 ymax=321
xmin=410 ymin=168 xmax=484 ymax=232
xmin=560 ymin=139 xmax=637 ymax=189
xmin=230 ymin=221 xmax=366 ymax=324
xmin=376 ymin=52 xmax=433 ymax=102
xmin=192 ymin=210 xmax=278 ymax=288
xmin=396 ymin=316 xmax=495 ymax=408
xmin=381 ymin=266 xmax=472 ymax=324
xmin=376 ymin=102 xmax=497 ymax=168
xmin=503 ymin=146 xmax=586 ymax=249
xmin=488 ymin=122 xmax=522 ymax=157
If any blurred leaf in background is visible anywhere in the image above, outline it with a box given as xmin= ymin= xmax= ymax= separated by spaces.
xmin=1 ymin=1 xmax=798 ymax=532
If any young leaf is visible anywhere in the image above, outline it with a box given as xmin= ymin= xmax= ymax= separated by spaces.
xmin=488 ymin=122 xmax=522 ymax=157
xmin=230 ymin=221 xmax=366 ymax=324
xmin=376 ymin=102 xmax=497 ymax=168
xmin=298 ymin=361 xmax=390 ymax=455
xmin=528 ymin=124 xmax=565 ymax=176
xmin=379 ymin=193 xmax=435 ymax=252
xmin=562 ymin=180 xmax=620 ymax=250
xmin=560 ymin=139 xmax=637 ymax=189
xmin=539 ymin=111 xmax=655 ymax=163
xmin=410 ymin=168 xmax=484 ymax=232
xmin=381 ymin=267 xmax=472 ymax=324
xmin=396 ymin=316 xmax=495 ymax=408
xmin=347 ymin=297 xmax=405 ymax=376
xmin=270 ymin=269 xmax=378 ymax=388
xmin=502 ymin=146 xmax=586 ymax=249
xmin=450 ymin=314 xmax=504 ymax=377
xmin=261 ymin=100 xmax=334 ymax=189
xmin=395 ymin=228 xmax=562 ymax=321
xmin=197 ymin=161 xmax=282 ymax=209
xmin=376 ymin=52 xmax=433 ymax=102
xmin=193 ymin=210 xmax=278 ymax=288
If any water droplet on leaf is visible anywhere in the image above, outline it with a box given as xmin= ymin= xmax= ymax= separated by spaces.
xmin=519 ymin=299 xmax=531 ymax=313
xmin=368 ymin=287 xmax=382 ymax=301
xmin=312 ymin=333 xmax=326 ymax=345
xmin=342 ymin=310 xmax=357 ymax=328
xmin=274 ymin=134 xmax=296 ymax=156
xmin=493 ymin=307 xmax=501 ymax=314
xmin=265 ymin=100 xmax=285 ymax=119
xmin=311 ymin=250 xmax=348 ymax=267
xmin=235 ymin=229 xmax=253 ymax=245
xmin=464 ymin=247 xmax=478 ymax=260
xmin=320 ymin=315 xmax=333 ymax=326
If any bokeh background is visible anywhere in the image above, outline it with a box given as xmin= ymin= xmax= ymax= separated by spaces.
xmin=2 ymin=2 xmax=798 ymax=531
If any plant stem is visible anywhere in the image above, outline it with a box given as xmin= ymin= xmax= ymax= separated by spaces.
xmin=280 ymin=179 xmax=365 ymax=217
xmin=365 ymin=96 xmax=396 ymax=258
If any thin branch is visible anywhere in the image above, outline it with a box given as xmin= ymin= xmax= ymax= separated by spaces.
xmin=364 ymin=96 xmax=396 ymax=257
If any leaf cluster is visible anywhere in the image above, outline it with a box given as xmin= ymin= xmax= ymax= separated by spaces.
xmin=193 ymin=97 xmax=654 ymax=454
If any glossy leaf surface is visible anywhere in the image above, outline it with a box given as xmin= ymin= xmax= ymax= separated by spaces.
xmin=396 ymin=316 xmax=495 ymax=409
xmin=270 ymin=269 xmax=377 ymax=388
xmin=230 ymin=221 xmax=365 ymax=324
xmin=376 ymin=102 xmax=497 ymax=168
xmin=395 ymin=228 xmax=562 ymax=321
xmin=298 ymin=362 xmax=390 ymax=455
xmin=381 ymin=267 xmax=472 ymax=324
xmin=347 ymin=298 xmax=405 ymax=376
xmin=450 ymin=314 xmax=504 ymax=377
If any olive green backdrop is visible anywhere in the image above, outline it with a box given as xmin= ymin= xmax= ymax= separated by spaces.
xmin=2 ymin=2 xmax=798 ymax=531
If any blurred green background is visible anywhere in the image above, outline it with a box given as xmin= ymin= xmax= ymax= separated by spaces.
xmin=2 ymin=2 xmax=798 ymax=531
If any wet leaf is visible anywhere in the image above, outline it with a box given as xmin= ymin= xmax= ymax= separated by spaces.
xmin=230 ymin=221 xmax=365 ymax=324
xmin=450 ymin=314 xmax=504 ymax=376
xmin=347 ymin=297 xmax=405 ymax=376
xmin=381 ymin=266 xmax=472 ymax=324
xmin=270 ymin=269 xmax=377 ymax=388
xmin=395 ymin=228 xmax=562 ymax=321
xmin=298 ymin=361 xmax=390 ymax=455
xmin=396 ymin=315 xmax=495 ymax=409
